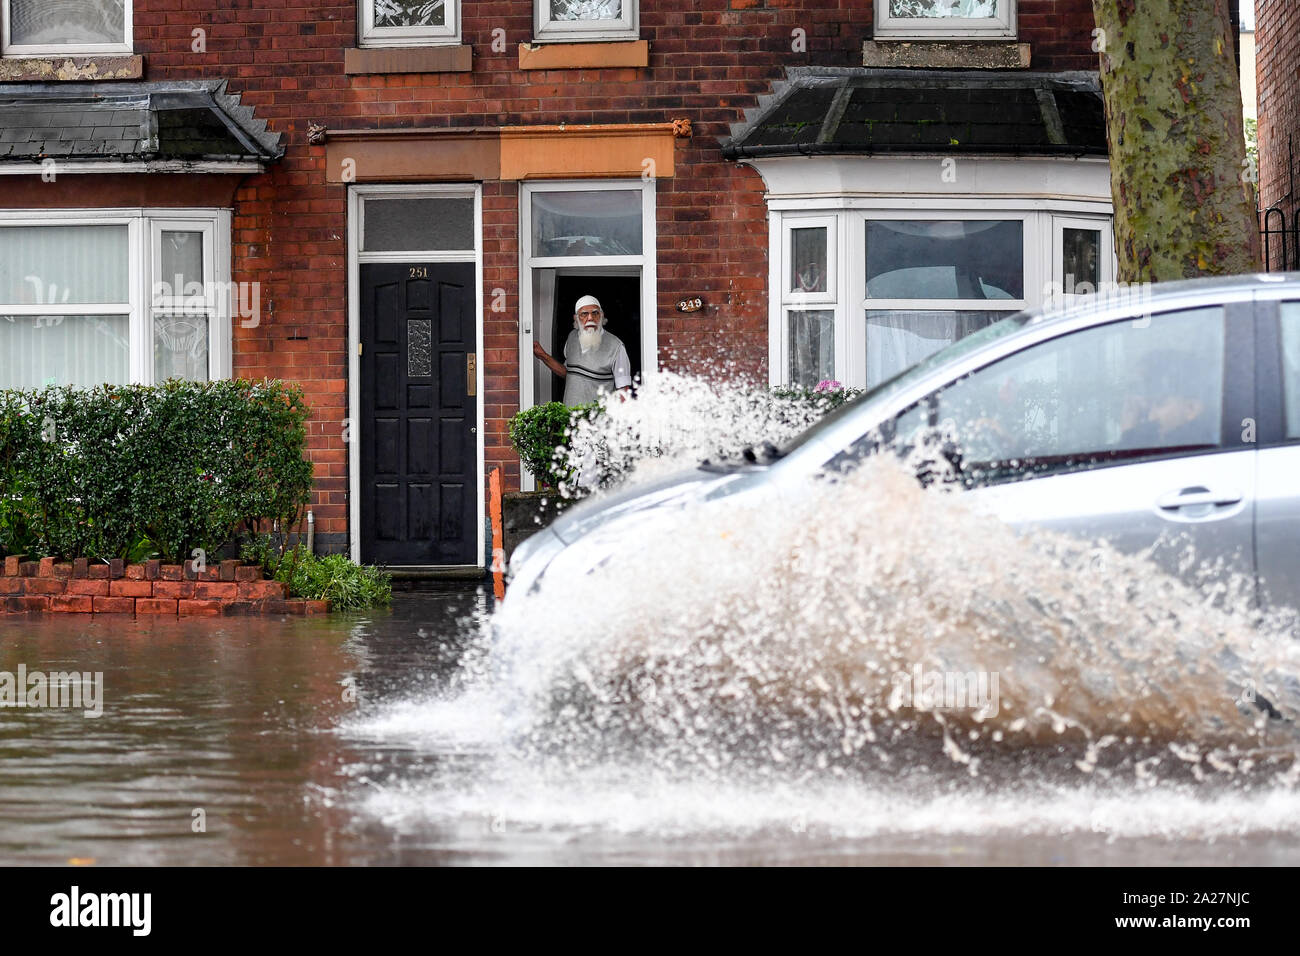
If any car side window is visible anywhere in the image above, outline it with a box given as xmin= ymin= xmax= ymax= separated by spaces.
xmin=931 ymin=306 xmax=1226 ymax=482
xmin=1282 ymin=302 xmax=1300 ymax=440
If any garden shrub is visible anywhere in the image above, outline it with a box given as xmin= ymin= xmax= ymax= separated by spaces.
xmin=0 ymin=380 xmax=313 ymax=563
xmin=507 ymin=401 xmax=600 ymax=489
xmin=244 ymin=539 xmax=391 ymax=610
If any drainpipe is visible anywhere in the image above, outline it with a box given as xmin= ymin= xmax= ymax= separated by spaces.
xmin=306 ymin=510 xmax=315 ymax=555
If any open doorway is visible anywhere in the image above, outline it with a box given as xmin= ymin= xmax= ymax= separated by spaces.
xmin=518 ymin=179 xmax=657 ymax=488
xmin=532 ymin=269 xmax=641 ymax=405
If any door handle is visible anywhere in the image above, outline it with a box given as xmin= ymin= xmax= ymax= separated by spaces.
xmin=466 ymin=353 xmax=477 ymax=396
xmin=1155 ymin=487 xmax=1243 ymax=510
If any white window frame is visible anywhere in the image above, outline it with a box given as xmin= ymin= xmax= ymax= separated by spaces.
xmin=873 ymin=0 xmax=1016 ymax=40
xmin=517 ymin=178 xmax=657 ymax=489
xmin=359 ymin=0 xmax=459 ymax=48
xmin=534 ymin=0 xmax=638 ymax=43
xmin=768 ymin=200 xmax=1115 ymax=390
xmin=780 ymin=214 xmax=841 ymax=384
xmin=0 ymin=208 xmax=231 ymax=386
xmin=1 ymin=0 xmax=133 ymax=56
xmin=1051 ymin=214 xmax=1115 ymax=305
xmin=150 ymin=218 xmax=221 ymax=384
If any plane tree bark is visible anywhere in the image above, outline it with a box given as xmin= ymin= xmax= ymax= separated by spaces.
xmin=1091 ymin=0 xmax=1260 ymax=281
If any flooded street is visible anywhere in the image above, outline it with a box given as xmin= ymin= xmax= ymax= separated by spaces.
xmin=3 ymin=583 xmax=1299 ymax=866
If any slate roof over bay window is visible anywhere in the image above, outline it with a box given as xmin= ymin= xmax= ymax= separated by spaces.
xmin=722 ymin=68 xmax=1107 ymax=159
xmin=0 ymin=79 xmax=283 ymax=166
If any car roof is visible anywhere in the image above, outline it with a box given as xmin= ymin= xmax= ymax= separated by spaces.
xmin=778 ymin=272 xmax=1300 ymax=467
xmin=1019 ymin=271 xmax=1300 ymax=330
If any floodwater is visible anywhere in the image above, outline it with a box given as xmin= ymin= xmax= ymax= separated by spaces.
xmin=4 ymin=378 xmax=1300 ymax=867
xmin=1 ymin=556 xmax=1298 ymax=864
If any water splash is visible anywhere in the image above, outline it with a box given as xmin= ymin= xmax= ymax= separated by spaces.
xmin=559 ymin=370 xmax=837 ymax=492
xmin=349 ymin=377 xmax=1300 ymax=844
xmin=492 ymin=459 xmax=1300 ymax=779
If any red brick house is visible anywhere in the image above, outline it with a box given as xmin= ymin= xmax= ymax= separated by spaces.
xmin=1257 ymin=0 xmax=1299 ymax=269
xmin=0 ymin=0 xmax=1110 ymax=570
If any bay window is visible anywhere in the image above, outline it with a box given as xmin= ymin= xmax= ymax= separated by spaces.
xmin=534 ymin=0 xmax=638 ymax=43
xmin=2 ymin=0 xmax=132 ymax=55
xmin=874 ymin=0 xmax=1016 ymax=39
xmin=773 ymin=203 xmax=1114 ymax=390
xmin=0 ymin=211 xmax=231 ymax=390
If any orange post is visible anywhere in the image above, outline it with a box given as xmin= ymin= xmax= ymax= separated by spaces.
xmin=489 ymin=467 xmax=506 ymax=600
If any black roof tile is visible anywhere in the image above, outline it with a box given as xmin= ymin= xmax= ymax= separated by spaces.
xmin=0 ymin=79 xmax=282 ymax=167
xmin=724 ymin=68 xmax=1107 ymax=160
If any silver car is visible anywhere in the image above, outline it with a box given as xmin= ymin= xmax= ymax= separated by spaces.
xmin=507 ymin=274 xmax=1300 ymax=612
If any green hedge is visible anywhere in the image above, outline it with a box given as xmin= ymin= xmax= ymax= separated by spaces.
xmin=0 ymin=380 xmax=313 ymax=563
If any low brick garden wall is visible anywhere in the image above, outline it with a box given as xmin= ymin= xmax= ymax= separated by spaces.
xmin=0 ymin=556 xmax=329 ymax=616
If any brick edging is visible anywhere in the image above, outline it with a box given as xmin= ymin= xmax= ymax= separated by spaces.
xmin=0 ymin=556 xmax=329 ymax=616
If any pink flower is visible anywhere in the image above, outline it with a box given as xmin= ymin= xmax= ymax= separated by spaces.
xmin=815 ymin=379 xmax=842 ymax=392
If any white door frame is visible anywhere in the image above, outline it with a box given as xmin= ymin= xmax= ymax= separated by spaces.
xmin=346 ymin=183 xmax=485 ymax=567
xmin=517 ymin=178 xmax=658 ymax=490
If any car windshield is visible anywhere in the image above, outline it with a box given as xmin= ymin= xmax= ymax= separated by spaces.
xmin=777 ymin=312 xmax=1035 ymax=456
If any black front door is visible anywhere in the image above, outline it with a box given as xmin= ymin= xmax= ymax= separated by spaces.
xmin=360 ymin=262 xmax=477 ymax=566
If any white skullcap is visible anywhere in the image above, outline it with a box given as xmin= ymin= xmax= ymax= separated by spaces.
xmin=574 ymin=295 xmax=602 ymax=314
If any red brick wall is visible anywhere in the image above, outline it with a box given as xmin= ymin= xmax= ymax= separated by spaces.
xmin=1257 ymin=0 xmax=1300 ymax=230
xmin=121 ymin=0 xmax=1099 ymax=543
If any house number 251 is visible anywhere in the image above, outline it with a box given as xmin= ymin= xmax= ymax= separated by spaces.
xmin=408 ymin=267 xmax=428 ymax=279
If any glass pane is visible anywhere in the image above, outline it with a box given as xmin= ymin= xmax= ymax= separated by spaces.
xmin=363 ymin=198 xmax=474 ymax=252
xmin=935 ymin=307 xmax=1225 ymax=468
xmin=407 ymin=319 xmax=432 ymax=378
xmin=788 ymin=310 xmax=835 ymax=387
xmin=0 ymin=314 xmax=129 ymax=388
xmin=531 ymin=190 xmax=642 ymax=258
xmin=1062 ymin=227 xmax=1100 ymax=290
xmin=550 ymin=0 xmax=623 ymax=21
xmin=1282 ymin=303 xmax=1300 ymax=440
xmin=866 ymin=310 xmax=1009 ymax=389
xmin=888 ymin=0 xmax=1000 ymax=19
xmin=372 ymin=0 xmax=447 ymax=28
xmin=159 ymin=230 xmax=205 ymax=299
xmin=865 ymin=220 xmax=1023 ymax=300
xmin=153 ymin=314 xmax=209 ymax=383
xmin=0 ymin=225 xmax=129 ymax=305
xmin=9 ymin=0 xmax=126 ymax=45
xmin=791 ymin=228 xmax=827 ymax=294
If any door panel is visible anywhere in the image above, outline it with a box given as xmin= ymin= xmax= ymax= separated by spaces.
xmin=1256 ymin=446 xmax=1300 ymax=612
xmin=1256 ymin=301 xmax=1300 ymax=611
xmin=360 ymin=261 xmax=477 ymax=565
xmin=927 ymin=303 xmax=1256 ymax=592
xmin=971 ymin=451 xmax=1256 ymax=585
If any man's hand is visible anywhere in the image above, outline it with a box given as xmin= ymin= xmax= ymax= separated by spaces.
xmin=534 ymin=341 xmax=566 ymax=379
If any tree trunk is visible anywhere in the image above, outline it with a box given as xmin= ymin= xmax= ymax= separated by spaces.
xmin=1091 ymin=0 xmax=1260 ymax=282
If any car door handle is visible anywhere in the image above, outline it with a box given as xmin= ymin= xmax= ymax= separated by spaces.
xmin=1155 ymin=487 xmax=1243 ymax=510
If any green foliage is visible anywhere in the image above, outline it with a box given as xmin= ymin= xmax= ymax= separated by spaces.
xmin=508 ymin=401 xmax=600 ymax=488
xmin=768 ymin=384 xmax=863 ymax=413
xmin=0 ymin=380 xmax=313 ymax=563
xmin=1245 ymin=116 xmax=1258 ymax=176
xmin=275 ymin=545 xmax=392 ymax=611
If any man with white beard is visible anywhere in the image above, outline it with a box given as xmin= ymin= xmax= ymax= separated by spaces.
xmin=533 ymin=294 xmax=633 ymax=405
